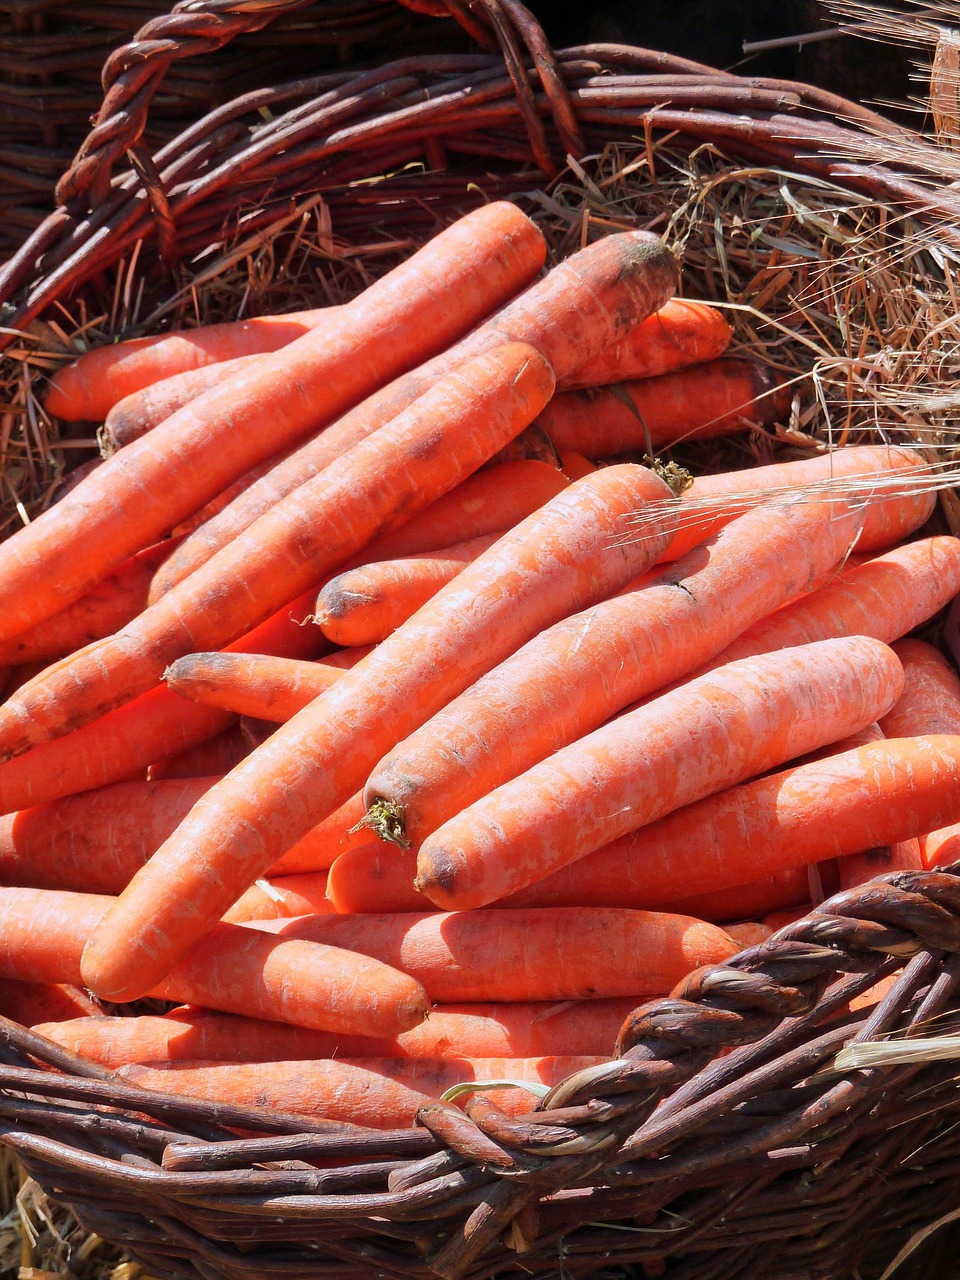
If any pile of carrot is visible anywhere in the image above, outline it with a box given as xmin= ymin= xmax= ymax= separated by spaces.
xmin=0 ymin=199 xmax=956 ymax=1130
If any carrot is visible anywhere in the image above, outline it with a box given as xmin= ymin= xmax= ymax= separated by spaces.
xmin=666 ymin=870 xmax=812 ymax=925
xmin=724 ymin=922 xmax=773 ymax=949
xmin=314 ymin=533 xmax=501 ymax=647
xmin=147 ymin=227 xmax=676 ymax=596
xmin=879 ymin=639 xmax=960 ymax=738
xmin=152 ymin=456 xmax=570 ymax=602
xmin=414 ymin=635 xmax=904 ymax=911
xmin=0 ymin=886 xmax=428 ymax=1035
xmin=43 ymin=308 xmax=333 ymax=422
xmin=148 ymin=723 xmax=252 ymax=780
xmin=366 ymin=470 xmax=916 ymax=850
xmin=537 ymin=357 xmax=789 ymax=456
xmin=268 ymin=791 xmax=371 ymax=874
xmin=558 ymin=298 xmax=732 ymax=390
xmin=914 ymin=823 xmax=960 ymax=869
xmin=117 ymin=1056 xmax=605 ymax=1127
xmin=248 ymin=907 xmax=739 ymax=1003
xmin=0 ymin=589 xmax=324 ymax=815
xmin=221 ymin=872 xmax=333 ymax=924
xmin=102 ymin=353 xmax=262 ymax=451
xmin=326 ymin=845 xmax=428 ymax=915
xmin=0 ymin=342 xmax=557 ymax=756
xmin=761 ymin=904 xmax=814 ymax=932
xmin=80 ymin=463 xmax=680 ymax=1000
xmin=318 ymin=646 xmax=375 ymax=670
xmin=35 ymin=997 xmax=639 ymax=1068
xmin=663 ymin=443 xmax=937 ymax=562
xmin=9 ymin=202 xmax=548 ymax=637
xmin=836 ymin=838 xmax=924 ymax=889
xmin=0 ymin=538 xmax=178 ymax=668
xmin=0 ymin=980 xmax=99 ymax=1027
xmin=163 ymin=652 xmax=346 ymax=721
xmin=558 ymin=451 xmax=598 ymax=481
xmin=491 ymin=736 xmax=960 ymax=910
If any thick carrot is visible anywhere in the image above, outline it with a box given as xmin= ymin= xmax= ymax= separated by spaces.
xmin=665 ymin=869 xmax=811 ymax=924
xmin=837 ymin=838 xmax=923 ymax=889
xmin=148 ymin=227 xmax=676 ymax=596
xmin=724 ymin=922 xmax=773 ymax=949
xmin=222 ymin=872 xmax=333 ymax=924
xmin=151 ymin=457 xmax=570 ymax=602
xmin=663 ymin=444 xmax=936 ymax=562
xmin=248 ymin=907 xmax=739 ymax=1003
xmin=0 ymin=342 xmax=557 ymax=757
xmin=269 ymin=791 xmax=370 ymax=874
xmin=117 ymin=1056 xmax=605 ymax=1127
xmin=44 ymin=308 xmax=331 ymax=422
xmin=0 ymin=539 xmax=178 ymax=667
xmin=163 ymin=653 xmax=344 ymax=722
xmin=314 ymin=534 xmax=501 ymax=647
xmin=326 ymin=845 xmax=427 ymax=915
xmin=148 ymin=724 xmax=252 ymax=780
xmin=492 ymin=737 xmax=960 ymax=910
xmin=0 ymin=589 xmax=324 ymax=815
xmin=80 ymin=464 xmax=680 ymax=999
xmin=34 ymin=998 xmax=640 ymax=1066
xmin=102 ymin=354 xmax=262 ymax=451
xmin=366 ymin=470 xmax=916 ymax=850
xmin=558 ymin=451 xmax=598 ymax=480
xmin=414 ymin=636 xmax=904 ymax=911
xmin=0 ymin=886 xmax=428 ymax=1035
xmin=559 ymin=298 xmax=733 ymax=390
xmin=0 ymin=980 xmax=99 ymax=1026
xmin=9 ymin=203 xmax=548 ymax=637
xmin=538 ymin=357 xmax=789 ymax=456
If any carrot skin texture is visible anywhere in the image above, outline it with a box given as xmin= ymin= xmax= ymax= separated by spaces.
xmin=152 ymin=228 xmax=677 ymax=595
xmin=0 ymin=980 xmax=99 ymax=1026
xmin=81 ymin=464 xmax=680 ymax=1001
xmin=496 ymin=736 xmax=960 ymax=909
xmin=367 ymin=476 xmax=911 ymax=848
xmin=0 ymin=342 xmax=557 ymax=755
xmin=221 ymin=873 xmax=333 ymax=924
xmin=44 ymin=309 xmax=326 ymax=421
xmin=663 ymin=869 xmax=811 ymax=923
xmin=8 ymin=203 xmax=547 ymax=637
xmin=558 ymin=298 xmax=732 ymax=390
xmin=327 ymin=845 xmax=428 ymax=914
xmin=163 ymin=652 xmax=345 ymax=722
xmin=415 ymin=635 xmax=904 ymax=911
xmin=538 ymin=358 xmax=788 ymax=456
xmin=117 ymin=1056 xmax=606 ymax=1128
xmin=35 ymin=997 xmax=641 ymax=1067
xmin=148 ymin=723 xmax=251 ymax=780
xmin=268 ymin=791 xmax=370 ymax=874
xmin=248 ymin=908 xmax=739 ymax=1002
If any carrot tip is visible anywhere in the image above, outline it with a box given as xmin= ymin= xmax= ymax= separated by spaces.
xmin=351 ymin=798 xmax=410 ymax=850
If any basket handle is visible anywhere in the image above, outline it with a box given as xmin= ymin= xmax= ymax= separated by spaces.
xmin=56 ymin=0 xmax=585 ymax=219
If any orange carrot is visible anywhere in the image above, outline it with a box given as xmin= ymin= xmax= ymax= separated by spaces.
xmin=326 ymin=845 xmax=428 ymax=915
xmin=559 ymin=298 xmax=732 ymax=390
xmin=761 ymin=904 xmax=814 ymax=932
xmin=268 ymin=791 xmax=371 ymax=874
xmin=314 ymin=534 xmax=501 ymax=647
xmin=666 ymin=870 xmax=812 ymax=925
xmin=248 ymin=907 xmax=739 ymax=1003
xmin=147 ymin=228 xmax=676 ymax=596
xmin=836 ymin=838 xmax=923 ymax=889
xmin=80 ymin=463 xmax=680 ymax=1000
xmin=117 ymin=1056 xmax=605 ymax=1127
xmin=0 ymin=342 xmax=557 ymax=757
xmin=0 ymin=886 xmax=427 ymax=1035
xmin=33 ymin=997 xmax=639 ymax=1067
xmin=0 ymin=538 xmax=178 ymax=668
xmin=148 ymin=724 xmax=252 ymax=780
xmin=724 ymin=922 xmax=773 ymax=949
xmin=414 ymin=636 xmax=904 ymax=911
xmin=492 ymin=736 xmax=960 ymax=910
xmin=0 ymin=980 xmax=99 ymax=1027
xmin=663 ymin=444 xmax=936 ymax=562
xmin=101 ymin=353 xmax=262 ymax=451
xmin=44 ymin=308 xmax=333 ymax=422
xmin=163 ymin=652 xmax=344 ymax=722
xmin=880 ymin=639 xmax=960 ymax=738
xmin=558 ymin=451 xmax=598 ymax=480
xmin=538 ymin=357 xmax=789 ymax=457
xmin=10 ymin=203 xmax=548 ymax=637
xmin=366 ymin=471 xmax=916 ymax=850
xmin=221 ymin=872 xmax=333 ymax=924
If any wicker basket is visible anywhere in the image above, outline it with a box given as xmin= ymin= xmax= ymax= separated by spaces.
xmin=2 ymin=3 xmax=960 ymax=1278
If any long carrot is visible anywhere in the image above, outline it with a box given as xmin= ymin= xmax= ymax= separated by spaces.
xmin=0 ymin=589 xmax=323 ymax=815
xmin=147 ymin=227 xmax=676 ymax=596
xmin=414 ymin=636 xmax=904 ymax=911
xmin=150 ymin=456 xmax=570 ymax=602
xmin=269 ymin=791 xmax=371 ymax=874
xmin=663 ymin=869 xmax=811 ymax=924
xmin=537 ymin=358 xmax=790 ymax=456
xmin=366 ymin=464 xmax=919 ymax=850
xmin=248 ymin=907 xmax=739 ymax=1003
xmin=43 ymin=307 xmax=333 ymax=422
xmin=558 ymin=298 xmax=732 ymax=390
xmin=163 ymin=652 xmax=345 ymax=722
xmin=492 ymin=736 xmax=960 ymax=909
xmin=8 ymin=203 xmax=548 ymax=637
xmin=0 ymin=886 xmax=428 ymax=1035
xmin=147 ymin=724 xmax=252 ymax=780
xmin=314 ymin=534 xmax=501 ymax=647
xmin=117 ymin=1056 xmax=606 ymax=1128
xmin=0 ymin=980 xmax=99 ymax=1027
xmin=0 ymin=342 xmax=557 ymax=757
xmin=326 ymin=845 xmax=428 ymax=915
xmin=221 ymin=872 xmax=334 ymax=924
xmin=35 ymin=997 xmax=640 ymax=1068
xmin=80 ymin=463 xmax=680 ymax=1000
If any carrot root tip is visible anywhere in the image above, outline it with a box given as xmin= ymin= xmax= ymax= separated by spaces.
xmin=351 ymin=798 xmax=411 ymax=850
xmin=654 ymin=459 xmax=694 ymax=496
